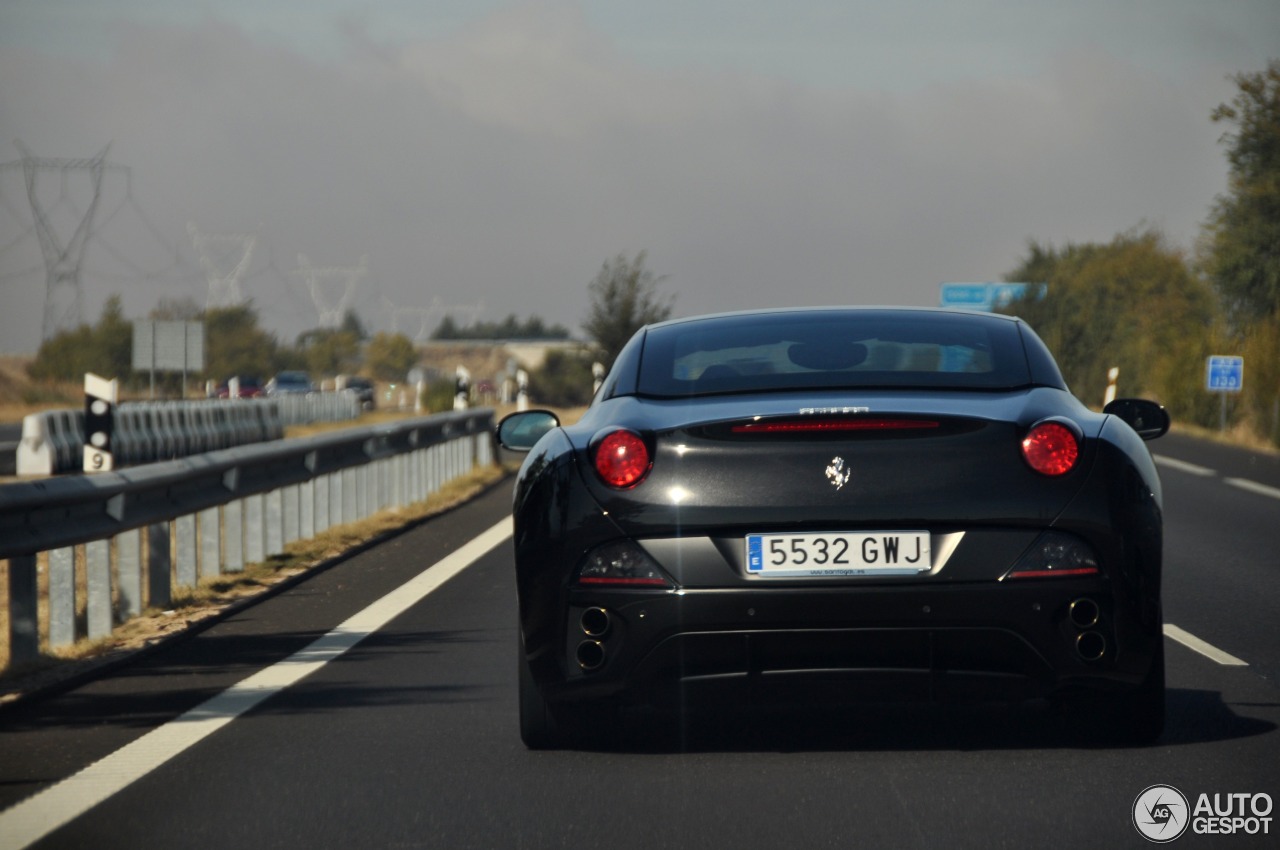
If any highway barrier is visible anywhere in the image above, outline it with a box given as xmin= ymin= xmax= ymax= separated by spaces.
xmin=1 ymin=408 xmax=495 ymax=668
xmin=16 ymin=393 xmax=363 ymax=476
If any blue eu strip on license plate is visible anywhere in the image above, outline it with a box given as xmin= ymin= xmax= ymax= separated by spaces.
xmin=746 ymin=531 xmax=931 ymax=577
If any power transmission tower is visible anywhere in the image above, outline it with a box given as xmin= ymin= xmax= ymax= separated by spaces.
xmin=294 ymin=254 xmax=368 ymax=329
xmin=188 ymin=222 xmax=257 ymax=309
xmin=380 ymin=296 xmax=436 ymax=341
xmin=2 ymin=142 xmax=125 ymax=339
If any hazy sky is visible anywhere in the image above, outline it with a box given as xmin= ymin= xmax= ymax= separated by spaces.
xmin=1 ymin=1 xmax=1276 ymax=356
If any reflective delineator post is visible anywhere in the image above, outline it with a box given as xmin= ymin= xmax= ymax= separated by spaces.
xmin=84 ymin=372 xmax=118 ymax=473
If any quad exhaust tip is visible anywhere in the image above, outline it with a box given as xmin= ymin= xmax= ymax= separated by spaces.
xmin=577 ymin=640 xmax=606 ymax=671
xmin=580 ymin=607 xmax=611 ymax=637
xmin=1076 ymin=631 xmax=1106 ymax=661
xmin=1068 ymin=598 xmax=1100 ymax=629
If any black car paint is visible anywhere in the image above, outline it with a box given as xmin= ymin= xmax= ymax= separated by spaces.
xmin=503 ymin=308 xmax=1166 ymax=743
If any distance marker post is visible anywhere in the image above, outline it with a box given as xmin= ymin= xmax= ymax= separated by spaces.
xmin=84 ymin=372 xmax=118 ymax=472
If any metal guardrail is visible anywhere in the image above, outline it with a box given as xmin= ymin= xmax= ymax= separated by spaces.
xmin=1 ymin=408 xmax=495 ymax=667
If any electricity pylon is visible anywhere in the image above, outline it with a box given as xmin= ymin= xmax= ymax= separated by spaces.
xmin=188 ymin=222 xmax=256 ymax=310
xmin=3 ymin=142 xmax=124 ymax=338
xmin=294 ymin=254 xmax=368 ymax=329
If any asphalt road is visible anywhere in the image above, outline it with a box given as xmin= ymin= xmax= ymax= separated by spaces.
xmin=1 ymin=434 xmax=1278 ymax=849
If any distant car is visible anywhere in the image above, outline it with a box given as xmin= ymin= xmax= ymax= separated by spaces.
xmin=215 ymin=376 xmax=262 ymax=399
xmin=266 ymin=371 xmax=313 ymax=396
xmin=497 ymin=307 xmax=1170 ymax=748
xmin=343 ymin=375 xmax=376 ymax=410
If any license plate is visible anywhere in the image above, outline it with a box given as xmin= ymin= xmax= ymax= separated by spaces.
xmin=746 ymin=531 xmax=931 ymax=577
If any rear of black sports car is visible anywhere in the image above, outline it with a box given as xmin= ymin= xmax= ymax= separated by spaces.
xmin=502 ymin=308 xmax=1167 ymax=747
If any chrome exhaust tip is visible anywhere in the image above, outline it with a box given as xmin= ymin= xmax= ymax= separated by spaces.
xmin=576 ymin=640 xmax=606 ymax=671
xmin=1076 ymin=631 xmax=1106 ymax=661
xmin=1068 ymin=598 xmax=1100 ymax=629
xmin=580 ymin=607 xmax=611 ymax=637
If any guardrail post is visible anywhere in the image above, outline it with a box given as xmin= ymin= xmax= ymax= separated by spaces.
xmin=117 ymin=529 xmax=143 ymax=618
xmin=224 ymin=502 xmax=244 ymax=572
xmin=198 ymin=507 xmax=220 ymax=579
xmin=86 ymin=539 xmax=112 ymax=638
xmin=245 ymin=493 xmax=266 ymax=564
xmin=8 ymin=554 xmax=39 ymax=663
xmin=329 ymin=472 xmax=343 ymax=528
xmin=176 ymin=515 xmax=197 ymax=587
xmin=266 ymin=489 xmax=284 ymax=556
xmin=48 ymin=546 xmax=76 ymax=648
xmin=342 ymin=467 xmax=357 ymax=525
xmin=283 ymin=485 xmax=300 ymax=545
xmin=147 ymin=522 xmax=171 ymax=609
xmin=316 ymin=475 xmax=331 ymax=533
xmin=300 ymin=479 xmax=316 ymax=538
xmin=356 ymin=464 xmax=370 ymax=520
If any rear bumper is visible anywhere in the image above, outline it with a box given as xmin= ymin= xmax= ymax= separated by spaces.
xmin=531 ymin=578 xmax=1160 ymax=707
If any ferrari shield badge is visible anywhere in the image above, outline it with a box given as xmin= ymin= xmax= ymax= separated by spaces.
xmin=825 ymin=456 xmax=851 ymax=490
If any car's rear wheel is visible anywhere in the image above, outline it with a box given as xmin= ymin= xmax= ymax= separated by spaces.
xmin=1057 ymin=640 xmax=1165 ymax=745
xmin=518 ymin=634 xmax=621 ymax=749
xmin=1109 ymin=641 xmax=1166 ymax=745
xmin=518 ymin=636 xmax=564 ymax=749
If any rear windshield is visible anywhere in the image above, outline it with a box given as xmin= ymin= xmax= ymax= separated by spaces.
xmin=636 ymin=312 xmax=1031 ymax=396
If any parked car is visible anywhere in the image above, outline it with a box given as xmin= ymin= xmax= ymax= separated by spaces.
xmin=215 ymin=376 xmax=263 ymax=399
xmin=266 ymin=371 xmax=313 ymax=396
xmin=342 ymin=375 xmax=376 ymax=410
xmin=497 ymin=306 xmax=1170 ymax=748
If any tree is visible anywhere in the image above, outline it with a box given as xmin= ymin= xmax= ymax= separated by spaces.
xmin=28 ymin=295 xmax=134 ymax=383
xmin=204 ymin=303 xmax=285 ymax=381
xmin=582 ymin=251 xmax=674 ymax=367
xmin=294 ymin=327 xmax=361 ymax=378
xmin=1000 ymin=230 xmax=1220 ymax=426
xmin=365 ymin=332 xmax=418 ymax=382
xmin=1202 ymin=61 xmax=1280 ymax=327
xmin=530 ymin=348 xmax=596 ymax=407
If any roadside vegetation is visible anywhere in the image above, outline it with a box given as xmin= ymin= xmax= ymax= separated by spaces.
xmin=996 ymin=61 xmax=1280 ymax=447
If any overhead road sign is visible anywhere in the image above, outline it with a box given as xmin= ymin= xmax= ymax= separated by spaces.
xmin=939 ymin=282 xmax=1046 ymax=312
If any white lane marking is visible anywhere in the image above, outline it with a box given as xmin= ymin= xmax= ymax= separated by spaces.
xmin=0 ymin=517 xmax=514 ymax=850
xmin=1225 ymin=477 xmax=1280 ymax=501
xmin=1153 ymin=455 xmax=1215 ymax=477
xmin=1164 ymin=623 xmax=1249 ymax=667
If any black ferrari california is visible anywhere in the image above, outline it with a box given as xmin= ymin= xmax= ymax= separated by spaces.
xmin=497 ymin=307 xmax=1169 ymax=748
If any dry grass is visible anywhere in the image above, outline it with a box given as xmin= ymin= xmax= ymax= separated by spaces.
xmin=0 ymin=462 xmax=513 ymax=703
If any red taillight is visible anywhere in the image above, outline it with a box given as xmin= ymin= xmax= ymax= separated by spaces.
xmin=1021 ymin=422 xmax=1079 ymax=476
xmin=593 ymin=429 xmax=651 ymax=488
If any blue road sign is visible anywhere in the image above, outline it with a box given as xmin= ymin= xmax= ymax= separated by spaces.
xmin=939 ymin=282 xmax=1046 ymax=311
xmin=1206 ymin=356 xmax=1244 ymax=392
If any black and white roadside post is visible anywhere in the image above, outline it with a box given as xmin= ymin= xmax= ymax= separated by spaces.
xmin=593 ymin=361 xmax=606 ymax=395
xmin=517 ymin=369 xmax=529 ymax=412
xmin=84 ymin=372 xmax=118 ymax=473
xmin=1103 ymin=366 xmax=1119 ymax=407
xmin=454 ymin=365 xmax=471 ymax=411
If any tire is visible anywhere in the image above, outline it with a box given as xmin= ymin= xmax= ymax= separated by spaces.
xmin=1109 ymin=641 xmax=1166 ymax=745
xmin=518 ymin=635 xmax=620 ymax=749
xmin=1058 ymin=641 xmax=1165 ymax=746
xmin=518 ymin=636 xmax=563 ymax=749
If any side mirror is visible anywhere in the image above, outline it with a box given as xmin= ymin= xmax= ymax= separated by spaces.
xmin=1103 ymin=398 xmax=1170 ymax=441
xmin=496 ymin=410 xmax=560 ymax=452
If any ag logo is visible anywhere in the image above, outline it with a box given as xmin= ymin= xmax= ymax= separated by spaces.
xmin=1133 ymin=785 xmax=1190 ymax=843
